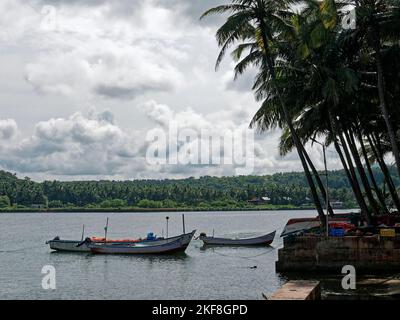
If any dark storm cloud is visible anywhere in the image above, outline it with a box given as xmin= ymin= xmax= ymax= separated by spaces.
xmin=154 ymin=0 xmax=231 ymax=26
xmin=95 ymin=85 xmax=142 ymax=100
xmin=36 ymin=0 xmax=229 ymax=24
xmin=225 ymin=70 xmax=255 ymax=93
xmin=0 ymin=119 xmax=18 ymax=140
xmin=95 ymin=82 xmax=174 ymax=100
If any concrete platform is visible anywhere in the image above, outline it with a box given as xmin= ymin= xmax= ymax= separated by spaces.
xmin=268 ymin=280 xmax=321 ymax=300
xmin=276 ymin=235 xmax=400 ymax=272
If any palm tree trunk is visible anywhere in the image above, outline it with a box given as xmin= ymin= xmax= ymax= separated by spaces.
xmin=369 ymin=133 xmax=400 ymax=212
xmin=355 ymin=125 xmax=389 ymax=214
xmin=256 ymin=10 xmax=325 ymax=223
xmin=336 ymin=120 xmax=371 ymax=223
xmin=279 ymin=100 xmax=325 ymax=222
xmin=345 ymin=127 xmax=380 ymax=218
xmin=329 ymin=114 xmax=369 ymax=213
xmin=372 ymin=26 xmax=400 ymax=177
xmin=335 ymin=138 xmax=367 ymax=209
xmin=301 ymin=143 xmax=334 ymax=216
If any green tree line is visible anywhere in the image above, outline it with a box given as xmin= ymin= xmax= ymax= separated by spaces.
xmin=0 ymin=169 xmax=398 ymax=209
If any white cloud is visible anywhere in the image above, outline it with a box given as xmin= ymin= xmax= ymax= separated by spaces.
xmin=1 ymin=0 xmax=202 ymax=101
xmin=0 ymin=0 xmax=344 ymax=180
xmin=0 ymin=102 xmax=344 ymax=180
xmin=0 ymin=110 xmax=141 ymax=176
xmin=22 ymin=1 xmax=188 ymax=100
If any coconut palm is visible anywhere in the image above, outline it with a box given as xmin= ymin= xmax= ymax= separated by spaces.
xmin=201 ymin=0 xmax=329 ymax=223
xmin=274 ymin=0 xmax=400 ymax=219
xmin=203 ymin=0 xmax=400 ymax=223
xmin=251 ymin=0 xmax=397 ymax=219
xmin=341 ymin=0 xmax=400 ymax=176
xmin=262 ymin=0 xmax=378 ymax=222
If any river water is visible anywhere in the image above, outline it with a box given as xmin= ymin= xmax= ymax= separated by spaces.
xmin=0 ymin=209 xmax=376 ymax=300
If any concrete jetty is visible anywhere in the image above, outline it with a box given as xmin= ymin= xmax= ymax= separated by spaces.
xmin=268 ymin=281 xmax=321 ymax=300
xmin=276 ymin=235 xmax=400 ymax=272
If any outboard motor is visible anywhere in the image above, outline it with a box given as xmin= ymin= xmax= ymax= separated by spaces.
xmin=45 ymin=236 xmax=60 ymax=245
xmin=197 ymin=232 xmax=207 ymax=240
xmin=146 ymin=232 xmax=156 ymax=241
xmin=76 ymin=237 xmax=92 ymax=247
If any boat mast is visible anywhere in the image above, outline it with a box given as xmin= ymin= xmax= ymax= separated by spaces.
xmin=81 ymin=224 xmax=85 ymax=241
xmin=104 ymin=217 xmax=109 ymax=244
xmin=311 ymin=138 xmax=330 ymax=237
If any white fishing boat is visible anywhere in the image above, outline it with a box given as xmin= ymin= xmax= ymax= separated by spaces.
xmin=47 ymin=215 xmax=189 ymax=253
xmin=47 ymin=232 xmax=193 ymax=252
xmin=46 ymin=238 xmax=93 ymax=252
xmin=199 ymin=230 xmax=276 ymax=246
xmin=47 ymin=235 xmax=159 ymax=252
xmin=88 ymin=230 xmax=196 ymax=254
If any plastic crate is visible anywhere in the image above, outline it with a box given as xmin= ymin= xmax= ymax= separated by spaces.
xmin=329 ymin=228 xmax=345 ymax=237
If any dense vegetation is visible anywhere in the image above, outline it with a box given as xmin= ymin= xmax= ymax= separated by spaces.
xmin=0 ymin=169 xmax=399 ymax=211
xmin=202 ymin=0 xmax=400 ymax=224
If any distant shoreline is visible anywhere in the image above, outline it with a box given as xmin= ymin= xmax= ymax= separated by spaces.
xmin=0 ymin=206 xmax=353 ymax=213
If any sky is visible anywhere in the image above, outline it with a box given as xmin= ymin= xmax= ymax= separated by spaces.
xmin=0 ymin=0 xmax=343 ymax=181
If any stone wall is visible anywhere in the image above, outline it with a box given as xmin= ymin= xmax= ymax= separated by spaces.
xmin=276 ymin=235 xmax=400 ymax=272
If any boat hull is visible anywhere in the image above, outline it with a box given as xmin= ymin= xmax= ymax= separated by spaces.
xmin=89 ymin=231 xmax=195 ymax=255
xmin=48 ymin=240 xmax=91 ymax=252
xmin=200 ymin=230 xmax=276 ymax=246
xmin=47 ymin=233 xmax=193 ymax=253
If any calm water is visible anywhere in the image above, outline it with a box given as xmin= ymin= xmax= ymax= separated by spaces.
xmin=0 ymin=209 xmax=353 ymax=300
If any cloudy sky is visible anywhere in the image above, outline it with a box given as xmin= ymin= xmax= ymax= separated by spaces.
xmin=0 ymin=0 xmax=342 ymax=181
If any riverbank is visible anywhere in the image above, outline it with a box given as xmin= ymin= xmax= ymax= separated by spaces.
xmin=0 ymin=205 xmax=323 ymax=213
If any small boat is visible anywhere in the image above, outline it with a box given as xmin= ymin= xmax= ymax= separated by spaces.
xmin=47 ymin=233 xmax=175 ymax=253
xmin=47 ymin=237 xmax=151 ymax=252
xmin=198 ymin=230 xmax=276 ymax=246
xmin=280 ymin=214 xmax=356 ymax=237
xmin=47 ymin=214 xmax=191 ymax=253
xmin=47 ymin=238 xmax=93 ymax=252
xmin=88 ymin=230 xmax=196 ymax=255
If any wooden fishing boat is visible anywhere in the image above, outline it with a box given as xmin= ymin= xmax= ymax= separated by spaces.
xmin=280 ymin=214 xmax=356 ymax=237
xmin=47 ymin=238 xmax=152 ymax=252
xmin=47 ymin=233 xmax=186 ymax=253
xmin=88 ymin=230 xmax=196 ymax=255
xmin=47 ymin=214 xmax=191 ymax=252
xmin=199 ymin=230 xmax=276 ymax=246
xmin=47 ymin=238 xmax=94 ymax=252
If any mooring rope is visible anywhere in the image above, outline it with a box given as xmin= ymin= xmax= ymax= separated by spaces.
xmin=208 ymin=247 xmax=276 ymax=261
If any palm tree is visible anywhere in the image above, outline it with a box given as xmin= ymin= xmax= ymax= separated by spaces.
xmin=203 ymin=0 xmax=400 ymax=221
xmin=201 ymin=0 xmax=327 ymax=223
xmin=250 ymin=0 xmax=380 ymax=222
xmin=343 ymin=0 xmax=400 ymax=176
